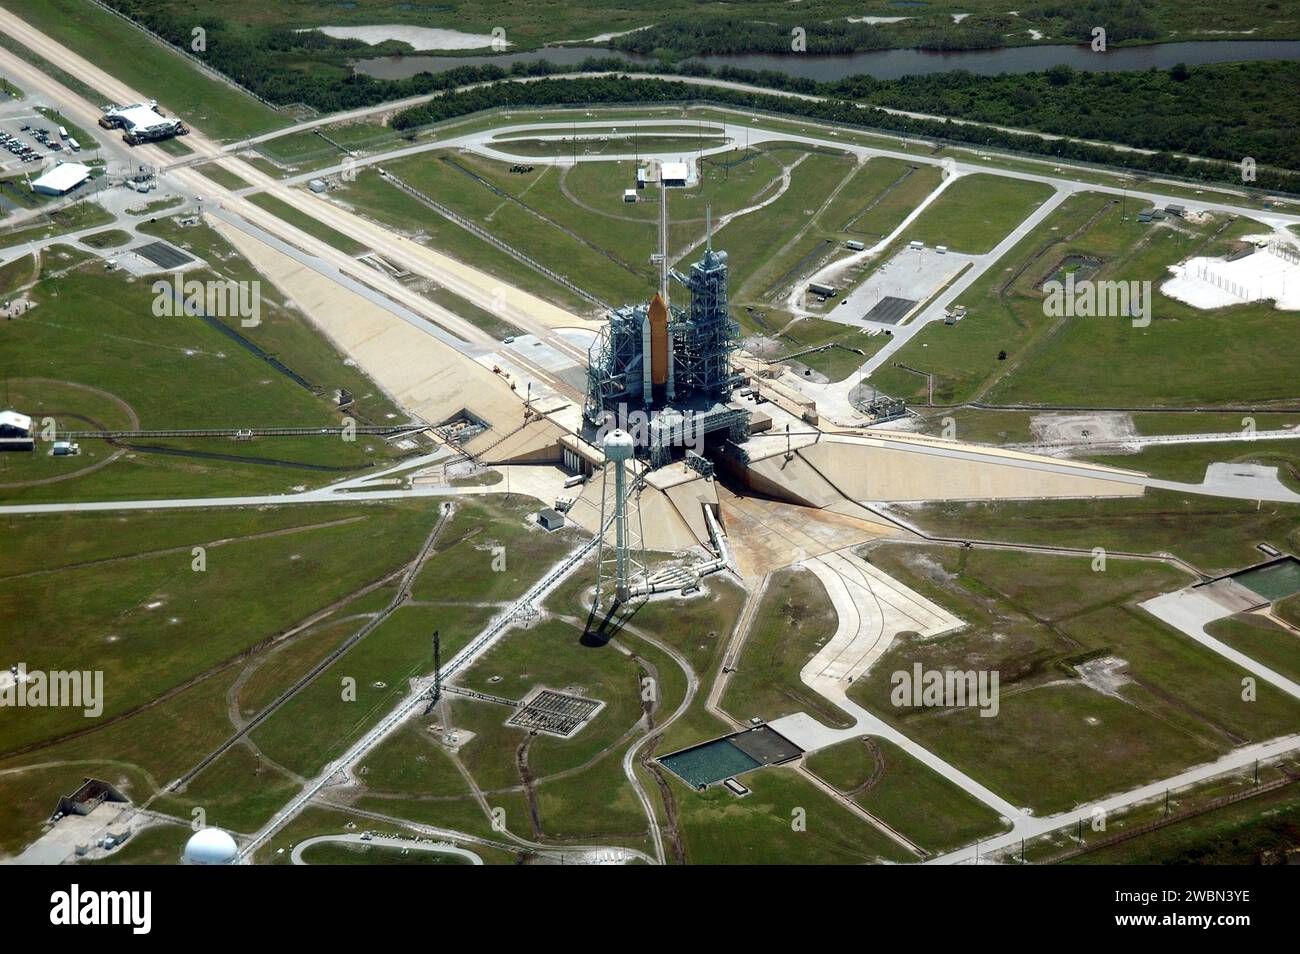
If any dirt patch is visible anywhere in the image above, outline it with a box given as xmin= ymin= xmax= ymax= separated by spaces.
xmin=1030 ymin=412 xmax=1137 ymax=445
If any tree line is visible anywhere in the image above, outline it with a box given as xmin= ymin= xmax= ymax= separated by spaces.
xmin=106 ymin=1 xmax=1300 ymax=187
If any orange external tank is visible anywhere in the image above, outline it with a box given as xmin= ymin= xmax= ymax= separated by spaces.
xmin=649 ymin=292 xmax=669 ymax=386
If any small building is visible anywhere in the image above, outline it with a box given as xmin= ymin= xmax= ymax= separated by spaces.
xmin=0 ymin=410 xmax=31 ymax=438
xmin=723 ymin=778 xmax=751 ymax=797
xmin=1165 ymin=203 xmax=1186 ymax=218
xmin=308 ymin=178 xmax=328 ymax=193
xmin=52 ymin=778 xmax=128 ymax=820
xmin=636 ymin=167 xmax=648 ymax=189
xmin=537 ymin=507 xmax=565 ymax=532
xmin=660 ymin=161 xmax=689 ymax=187
xmin=808 ymin=281 xmax=836 ymax=299
xmin=908 ymin=240 xmax=924 ymax=250
xmin=845 ymin=239 xmax=866 ymax=251
xmin=1137 ymin=210 xmax=1154 ymax=223
xmin=31 ymin=161 xmax=91 ymax=196
xmin=0 ymin=410 xmax=33 ymax=452
xmin=936 ymin=245 xmax=948 ymax=254
xmin=52 ymin=440 xmax=80 ymax=457
xmin=623 ymin=188 xmax=637 ymax=203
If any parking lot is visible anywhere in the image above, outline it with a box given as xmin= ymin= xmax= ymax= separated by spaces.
xmin=820 ymin=244 xmax=977 ymax=331
xmin=0 ymin=97 xmax=90 ymax=175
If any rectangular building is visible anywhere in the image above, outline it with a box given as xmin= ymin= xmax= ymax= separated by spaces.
xmin=660 ymin=161 xmax=689 ymax=187
xmin=31 ymin=162 xmax=91 ymax=195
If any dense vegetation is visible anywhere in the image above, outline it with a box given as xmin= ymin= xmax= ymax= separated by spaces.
xmin=1022 ymin=0 xmax=1160 ymax=44
xmin=832 ymin=61 xmax=1300 ymax=172
xmin=613 ymin=0 xmax=1159 ymax=55
xmin=611 ymin=19 xmax=1003 ymax=57
xmin=98 ymin=1 xmax=1300 ymax=188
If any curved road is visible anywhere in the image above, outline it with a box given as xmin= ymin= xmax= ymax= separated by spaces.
xmin=291 ymin=833 xmax=482 ymax=865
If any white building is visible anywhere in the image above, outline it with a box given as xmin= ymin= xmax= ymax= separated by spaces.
xmin=102 ymin=101 xmax=185 ymax=143
xmin=0 ymin=410 xmax=34 ymax=452
xmin=0 ymin=410 xmax=32 ymax=437
xmin=660 ymin=161 xmax=689 ymax=187
xmin=31 ymin=162 xmax=91 ymax=196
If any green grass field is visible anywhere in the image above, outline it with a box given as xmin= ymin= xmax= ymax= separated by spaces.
xmin=1067 ymin=776 xmax=1300 ymax=865
xmin=298 ymin=840 xmax=475 ymax=864
xmin=336 ymin=168 xmax=590 ymax=313
xmin=0 ymin=201 xmax=114 ymax=249
xmin=829 ymin=158 xmax=943 ymax=239
xmin=668 ymin=763 xmax=913 ymax=864
xmin=869 ymin=194 xmax=1300 ymax=408
xmin=410 ymin=496 xmax=583 ymax=603
xmin=246 ymin=192 xmax=370 ymax=257
xmin=0 ymin=502 xmax=434 ymax=752
xmin=805 ymin=736 xmax=1009 ymax=854
xmin=0 ymin=227 xmax=410 ymax=502
xmin=1206 ymin=613 xmax=1300 ymax=685
xmin=78 ymin=228 xmax=132 ymax=249
xmin=901 ymin=173 xmax=1054 ymax=254
xmin=721 ymin=566 xmax=852 ymax=728
xmin=844 ymin=544 xmax=1300 ymax=814
xmin=1 ymin=0 xmax=285 ymax=141
xmin=892 ymin=489 xmax=1300 ymax=576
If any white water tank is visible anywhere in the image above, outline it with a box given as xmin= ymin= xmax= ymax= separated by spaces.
xmin=183 ymin=827 xmax=238 ymax=865
xmin=603 ymin=428 xmax=635 ymax=462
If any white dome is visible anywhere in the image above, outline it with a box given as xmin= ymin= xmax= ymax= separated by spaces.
xmin=183 ymin=827 xmax=238 ymax=865
xmin=603 ymin=428 xmax=635 ymax=461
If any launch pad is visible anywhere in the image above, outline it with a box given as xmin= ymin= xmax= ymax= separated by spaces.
xmin=584 ymin=205 xmax=751 ymax=469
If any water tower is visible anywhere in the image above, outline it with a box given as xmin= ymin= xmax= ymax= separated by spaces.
xmin=595 ymin=429 xmax=646 ymax=607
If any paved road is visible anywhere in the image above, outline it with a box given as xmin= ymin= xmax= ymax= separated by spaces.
xmin=222 ymin=69 xmax=1288 ymax=190
xmin=771 ymin=549 xmax=1300 ymax=863
xmin=290 ymin=833 xmax=482 ymax=865
xmin=1143 ymin=588 xmax=1300 ymax=702
xmin=927 ymin=732 xmax=1300 ymax=864
xmin=0 ymin=483 xmax=478 ymax=516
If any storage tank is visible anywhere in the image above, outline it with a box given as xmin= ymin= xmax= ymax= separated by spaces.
xmin=183 ymin=827 xmax=239 ymax=865
xmin=648 ymin=292 xmax=669 ymax=386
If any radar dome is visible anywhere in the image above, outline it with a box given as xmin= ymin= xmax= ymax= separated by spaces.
xmin=183 ymin=827 xmax=238 ymax=865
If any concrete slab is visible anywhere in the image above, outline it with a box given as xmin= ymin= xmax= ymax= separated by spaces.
xmin=801 ymin=550 xmax=961 ymax=690
xmin=717 ymin=487 xmax=895 ymax=579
